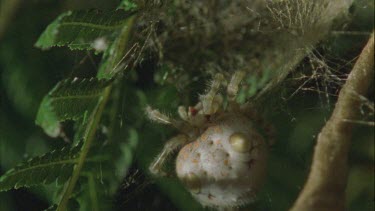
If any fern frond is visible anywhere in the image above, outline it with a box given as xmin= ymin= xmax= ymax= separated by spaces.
xmin=35 ymin=9 xmax=135 ymax=51
xmin=35 ymin=77 xmax=112 ymax=137
xmin=0 ymin=143 xmax=82 ymax=191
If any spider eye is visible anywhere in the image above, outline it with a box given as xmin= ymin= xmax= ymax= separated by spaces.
xmin=229 ymin=132 xmax=252 ymax=153
xmin=182 ymin=172 xmax=201 ymax=193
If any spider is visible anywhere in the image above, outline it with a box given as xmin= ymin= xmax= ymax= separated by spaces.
xmin=146 ymin=71 xmax=274 ymax=209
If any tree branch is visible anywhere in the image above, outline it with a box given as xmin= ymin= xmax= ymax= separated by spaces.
xmin=290 ymin=32 xmax=374 ymax=211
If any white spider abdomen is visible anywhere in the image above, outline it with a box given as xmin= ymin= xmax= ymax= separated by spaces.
xmin=176 ymin=114 xmax=268 ymax=208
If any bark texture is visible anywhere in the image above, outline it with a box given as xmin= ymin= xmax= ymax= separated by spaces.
xmin=290 ymin=32 xmax=374 ymax=211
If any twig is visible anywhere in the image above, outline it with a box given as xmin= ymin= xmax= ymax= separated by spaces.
xmin=290 ymin=32 xmax=374 ymax=211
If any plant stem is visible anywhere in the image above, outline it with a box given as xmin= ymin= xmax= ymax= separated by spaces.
xmin=290 ymin=32 xmax=374 ymax=211
xmin=57 ymin=86 xmax=112 ymax=211
xmin=56 ymin=14 xmax=136 ymax=211
xmin=87 ymin=173 xmax=99 ymax=211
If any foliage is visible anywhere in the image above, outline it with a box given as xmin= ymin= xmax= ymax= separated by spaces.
xmin=0 ymin=0 xmax=373 ymax=211
xmin=35 ymin=9 xmax=134 ymax=51
xmin=0 ymin=143 xmax=82 ymax=191
xmin=35 ymin=77 xmax=112 ymax=137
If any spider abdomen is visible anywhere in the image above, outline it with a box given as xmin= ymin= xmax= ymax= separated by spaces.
xmin=176 ymin=114 xmax=268 ymax=208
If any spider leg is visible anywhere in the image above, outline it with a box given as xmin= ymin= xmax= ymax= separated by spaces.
xmin=177 ymin=103 xmax=206 ymax=128
xmin=146 ymin=106 xmax=174 ymax=124
xmin=149 ymin=134 xmax=190 ymax=177
xmin=200 ymin=73 xmax=225 ymax=115
xmin=146 ymin=106 xmax=192 ymax=133
xmin=190 ymin=102 xmax=203 ymax=116
xmin=211 ymin=94 xmax=224 ymax=113
xmin=227 ymin=70 xmax=246 ymax=102
xmin=178 ymin=106 xmax=189 ymax=121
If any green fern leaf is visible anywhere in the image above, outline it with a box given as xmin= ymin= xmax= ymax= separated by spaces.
xmin=35 ymin=77 xmax=112 ymax=137
xmin=35 ymin=9 xmax=135 ymax=51
xmin=0 ymin=144 xmax=82 ymax=191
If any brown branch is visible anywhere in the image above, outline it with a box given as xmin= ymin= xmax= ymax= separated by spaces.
xmin=290 ymin=32 xmax=374 ymax=211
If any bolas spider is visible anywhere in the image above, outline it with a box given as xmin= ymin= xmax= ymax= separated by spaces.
xmin=146 ymin=71 xmax=274 ymax=209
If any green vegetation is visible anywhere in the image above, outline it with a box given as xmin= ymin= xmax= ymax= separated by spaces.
xmin=0 ymin=0 xmax=373 ymax=210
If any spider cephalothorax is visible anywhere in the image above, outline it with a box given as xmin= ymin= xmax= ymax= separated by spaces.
xmin=147 ymin=71 xmax=274 ymax=208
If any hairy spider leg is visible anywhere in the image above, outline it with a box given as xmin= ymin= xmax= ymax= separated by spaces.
xmin=146 ymin=106 xmax=191 ymax=133
xmin=227 ymin=70 xmax=246 ymax=102
xmin=146 ymin=106 xmax=173 ymax=124
xmin=180 ymin=103 xmax=209 ymax=128
xmin=200 ymin=73 xmax=225 ymax=115
xmin=178 ymin=106 xmax=189 ymax=121
xmin=149 ymin=134 xmax=190 ymax=177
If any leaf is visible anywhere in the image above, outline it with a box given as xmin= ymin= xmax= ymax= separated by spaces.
xmin=119 ymin=0 xmax=138 ymax=11
xmin=35 ymin=9 xmax=135 ymax=51
xmin=0 ymin=144 xmax=82 ymax=191
xmin=36 ymin=96 xmax=62 ymax=137
xmin=35 ymin=77 xmax=112 ymax=137
xmin=97 ymin=15 xmax=136 ymax=79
